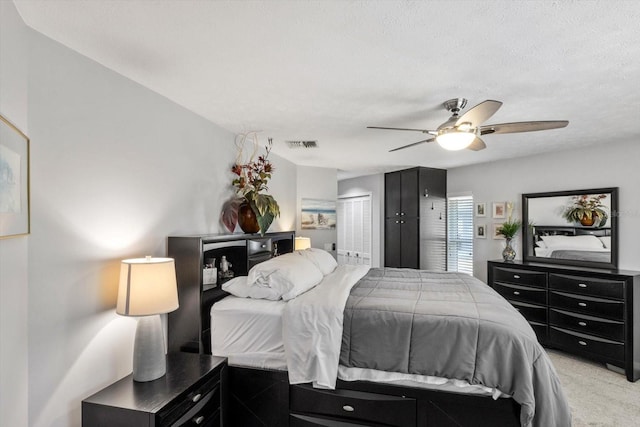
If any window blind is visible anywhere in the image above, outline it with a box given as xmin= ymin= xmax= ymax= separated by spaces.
xmin=447 ymin=195 xmax=474 ymax=275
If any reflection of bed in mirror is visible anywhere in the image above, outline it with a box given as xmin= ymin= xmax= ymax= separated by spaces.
xmin=532 ymin=226 xmax=612 ymax=262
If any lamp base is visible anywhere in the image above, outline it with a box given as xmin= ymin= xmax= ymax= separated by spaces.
xmin=133 ymin=315 xmax=166 ymax=382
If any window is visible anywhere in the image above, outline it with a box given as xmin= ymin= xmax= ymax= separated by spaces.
xmin=447 ymin=195 xmax=474 ymax=275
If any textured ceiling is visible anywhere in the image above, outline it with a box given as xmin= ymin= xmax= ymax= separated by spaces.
xmin=13 ymin=0 xmax=640 ymax=179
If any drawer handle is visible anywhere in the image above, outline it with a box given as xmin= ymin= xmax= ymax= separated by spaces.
xmin=513 ymin=275 xmax=520 ymax=279
xmin=193 ymin=415 xmax=205 ymax=425
xmin=343 ymin=405 xmax=355 ymax=412
xmin=261 ymin=244 xmax=266 ymax=248
xmin=578 ymin=283 xmax=587 ymax=288
xmin=578 ymin=321 xmax=587 ymax=326
xmin=578 ymin=341 xmax=587 ymax=346
xmin=400 ymin=220 xmax=405 ymax=224
xmin=395 ymin=220 xmax=399 ymax=224
xmin=513 ymin=291 xmax=520 ymax=295
xmin=578 ymin=302 xmax=587 ymax=307
xmin=192 ymin=393 xmax=202 ymax=403
xmin=400 ymin=212 xmax=405 ymax=216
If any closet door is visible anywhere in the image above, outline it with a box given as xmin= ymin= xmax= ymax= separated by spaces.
xmin=337 ymin=195 xmax=372 ymax=266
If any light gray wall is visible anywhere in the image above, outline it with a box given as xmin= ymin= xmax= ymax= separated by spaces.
xmin=0 ymin=2 xmax=29 ymax=426
xmin=448 ymin=140 xmax=640 ymax=282
xmin=296 ymin=165 xmax=338 ymax=255
xmin=23 ymin=28 xmax=298 ymax=427
xmin=338 ymin=173 xmax=384 ymax=267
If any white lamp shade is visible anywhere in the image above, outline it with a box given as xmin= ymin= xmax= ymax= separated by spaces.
xmin=295 ymin=237 xmax=311 ymax=250
xmin=436 ymin=129 xmax=476 ymax=150
xmin=116 ymin=257 xmax=179 ymax=316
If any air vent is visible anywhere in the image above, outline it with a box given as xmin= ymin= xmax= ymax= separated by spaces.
xmin=286 ymin=140 xmax=318 ymax=148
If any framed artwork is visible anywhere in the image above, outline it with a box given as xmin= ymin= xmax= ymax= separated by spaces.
xmin=0 ymin=114 xmax=30 ymax=239
xmin=493 ymin=223 xmax=505 ymax=239
xmin=475 ymin=224 xmax=487 ymax=239
xmin=492 ymin=202 xmax=506 ymax=219
xmin=301 ymin=198 xmax=337 ymax=230
xmin=475 ymin=202 xmax=486 ymax=217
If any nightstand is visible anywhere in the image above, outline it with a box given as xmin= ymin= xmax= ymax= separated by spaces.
xmin=82 ymin=352 xmax=227 ymax=426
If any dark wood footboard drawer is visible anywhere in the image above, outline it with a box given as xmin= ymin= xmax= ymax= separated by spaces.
xmin=290 ymin=413 xmax=387 ymax=427
xmin=290 ymin=385 xmax=416 ymax=427
xmin=549 ymin=291 xmax=624 ymax=320
xmin=550 ymin=326 xmax=624 ymax=362
xmin=494 ymin=282 xmax=546 ymax=305
xmin=494 ymin=267 xmax=547 ymax=288
xmin=550 ymin=308 xmax=624 ymax=341
xmin=549 ymin=274 xmax=624 ymax=300
xmin=510 ymin=300 xmax=547 ymax=324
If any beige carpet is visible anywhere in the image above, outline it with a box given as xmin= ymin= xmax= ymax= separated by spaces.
xmin=546 ymin=349 xmax=640 ymax=426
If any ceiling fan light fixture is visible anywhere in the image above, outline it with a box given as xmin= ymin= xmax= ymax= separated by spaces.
xmin=436 ymin=128 xmax=476 ymax=150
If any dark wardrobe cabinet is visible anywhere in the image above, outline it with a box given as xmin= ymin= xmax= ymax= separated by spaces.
xmin=384 ymin=167 xmax=447 ymax=270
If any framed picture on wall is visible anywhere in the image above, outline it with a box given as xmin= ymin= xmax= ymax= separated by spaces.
xmin=492 ymin=202 xmax=506 ymax=219
xmin=475 ymin=224 xmax=487 ymax=239
xmin=0 ymin=114 xmax=30 ymax=239
xmin=493 ymin=223 xmax=505 ymax=239
xmin=301 ymin=198 xmax=337 ymax=230
xmin=475 ymin=202 xmax=486 ymax=217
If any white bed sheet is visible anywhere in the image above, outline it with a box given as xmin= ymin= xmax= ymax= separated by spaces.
xmin=534 ymin=246 xmax=610 ymax=257
xmin=210 ymin=291 xmax=508 ymax=398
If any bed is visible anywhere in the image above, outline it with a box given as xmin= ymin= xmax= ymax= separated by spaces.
xmin=532 ymin=226 xmax=611 ymax=263
xmin=210 ymin=249 xmax=571 ymax=427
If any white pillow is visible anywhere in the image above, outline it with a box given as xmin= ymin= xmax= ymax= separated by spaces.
xmin=247 ymin=253 xmax=323 ymax=301
xmin=298 ymin=248 xmax=338 ymax=275
xmin=221 ymin=276 xmax=282 ymax=300
xmin=598 ymin=236 xmax=611 ymax=249
xmin=535 ymin=239 xmax=547 ymax=248
xmin=540 ymin=235 xmax=604 ymax=250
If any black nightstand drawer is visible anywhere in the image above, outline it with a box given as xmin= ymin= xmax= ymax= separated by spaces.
xmin=494 ymin=267 xmax=547 ymax=288
xmin=290 ymin=384 xmax=416 ymax=427
xmin=290 ymin=413 xmax=386 ymax=427
xmin=549 ymin=291 xmax=624 ymax=320
xmin=550 ymin=308 xmax=624 ymax=341
xmin=510 ymin=300 xmax=547 ymax=324
xmin=494 ymin=282 xmax=546 ymax=305
xmin=549 ymin=274 xmax=624 ymax=300
xmin=160 ymin=374 xmax=220 ymax=426
xmin=550 ymin=326 xmax=624 ymax=362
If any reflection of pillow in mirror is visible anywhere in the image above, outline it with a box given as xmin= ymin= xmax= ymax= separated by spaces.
xmin=535 ymin=239 xmax=547 ymax=248
xmin=540 ymin=235 xmax=604 ymax=250
xmin=598 ymin=236 xmax=611 ymax=249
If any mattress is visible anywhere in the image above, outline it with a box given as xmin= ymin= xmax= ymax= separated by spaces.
xmin=211 ymin=294 xmax=507 ymax=398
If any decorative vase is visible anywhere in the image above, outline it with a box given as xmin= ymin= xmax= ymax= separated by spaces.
xmin=238 ymin=201 xmax=260 ymax=234
xmin=502 ymin=238 xmax=516 ymax=262
xmin=580 ymin=215 xmax=595 ymax=227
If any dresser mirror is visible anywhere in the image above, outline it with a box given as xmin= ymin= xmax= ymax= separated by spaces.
xmin=522 ymin=187 xmax=618 ymax=269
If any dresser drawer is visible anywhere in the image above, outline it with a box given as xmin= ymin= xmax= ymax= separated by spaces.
xmin=510 ymin=300 xmax=547 ymax=324
xmin=550 ymin=326 xmax=624 ymax=362
xmin=290 ymin=413 xmax=385 ymax=427
xmin=159 ymin=372 xmax=221 ymax=426
xmin=494 ymin=282 xmax=546 ymax=305
xmin=493 ymin=267 xmax=547 ymax=288
xmin=529 ymin=321 xmax=548 ymax=344
xmin=550 ymin=308 xmax=624 ymax=341
xmin=549 ymin=291 xmax=624 ymax=320
xmin=549 ymin=274 xmax=624 ymax=300
xmin=290 ymin=385 xmax=416 ymax=427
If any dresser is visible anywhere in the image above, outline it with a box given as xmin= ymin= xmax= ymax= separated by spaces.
xmin=488 ymin=260 xmax=640 ymax=381
xmin=82 ymin=353 xmax=227 ymax=426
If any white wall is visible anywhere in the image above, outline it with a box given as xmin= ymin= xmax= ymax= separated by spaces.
xmin=448 ymin=140 xmax=640 ymax=282
xmin=296 ymin=165 xmax=337 ymax=255
xmin=0 ymin=2 xmax=29 ymax=426
xmin=338 ymin=173 xmax=384 ymax=267
xmin=22 ymin=28 xmax=298 ymax=427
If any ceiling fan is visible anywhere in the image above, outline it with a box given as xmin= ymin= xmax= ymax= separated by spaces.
xmin=368 ymin=98 xmax=569 ymax=152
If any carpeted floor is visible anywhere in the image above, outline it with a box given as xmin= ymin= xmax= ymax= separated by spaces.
xmin=546 ymin=349 xmax=640 ymax=426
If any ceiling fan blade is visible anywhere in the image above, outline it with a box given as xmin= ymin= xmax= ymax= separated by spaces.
xmin=455 ymin=100 xmax=502 ymax=127
xmin=480 ymin=120 xmax=569 ymax=135
xmin=466 ymin=137 xmax=487 ymax=151
xmin=368 ymin=126 xmax=437 ymax=135
xmin=389 ymin=138 xmax=435 ymax=152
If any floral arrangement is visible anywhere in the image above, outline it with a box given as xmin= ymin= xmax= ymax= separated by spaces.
xmin=222 ymin=133 xmax=280 ymax=235
xmin=562 ymin=194 xmax=608 ymax=227
xmin=496 ymin=219 xmax=522 ymax=239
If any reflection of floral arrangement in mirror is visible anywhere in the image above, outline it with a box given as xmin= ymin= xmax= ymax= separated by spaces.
xmin=563 ymin=194 xmax=608 ymax=227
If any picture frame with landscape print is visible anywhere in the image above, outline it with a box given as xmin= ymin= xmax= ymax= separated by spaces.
xmin=0 ymin=114 xmax=30 ymax=239
xmin=301 ymin=198 xmax=337 ymax=230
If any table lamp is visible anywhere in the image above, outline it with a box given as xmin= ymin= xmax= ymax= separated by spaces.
xmin=116 ymin=256 xmax=179 ymax=382
xmin=294 ymin=237 xmax=311 ymax=250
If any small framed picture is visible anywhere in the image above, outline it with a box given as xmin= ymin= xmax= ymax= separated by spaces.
xmin=475 ymin=202 xmax=486 ymax=217
xmin=492 ymin=202 xmax=506 ymax=219
xmin=493 ymin=223 xmax=505 ymax=239
xmin=476 ymin=224 xmax=487 ymax=239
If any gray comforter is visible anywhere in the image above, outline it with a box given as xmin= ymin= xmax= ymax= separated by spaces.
xmin=340 ymin=268 xmax=571 ymax=427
